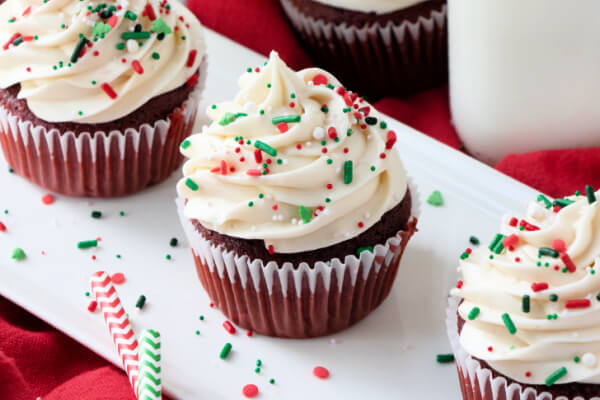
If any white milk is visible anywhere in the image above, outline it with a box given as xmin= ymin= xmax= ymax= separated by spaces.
xmin=449 ymin=0 xmax=600 ymax=165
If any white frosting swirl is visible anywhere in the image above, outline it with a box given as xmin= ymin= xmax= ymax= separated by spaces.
xmin=452 ymin=190 xmax=600 ymax=385
xmin=178 ymin=51 xmax=408 ymax=254
xmin=0 ymin=0 xmax=205 ymax=123
xmin=313 ymin=0 xmax=427 ymax=14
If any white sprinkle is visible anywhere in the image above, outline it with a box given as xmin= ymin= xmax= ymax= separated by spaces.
xmin=126 ymin=39 xmax=137 ymax=53
xmin=582 ymin=353 xmax=597 ymax=368
xmin=312 ymin=127 xmax=325 ymax=140
xmin=528 ymin=202 xmax=546 ymax=220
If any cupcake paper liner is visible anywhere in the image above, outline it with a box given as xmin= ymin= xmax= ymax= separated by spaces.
xmin=280 ymin=0 xmax=447 ymax=99
xmin=446 ymin=297 xmax=600 ymax=400
xmin=0 ymin=59 xmax=207 ymax=197
xmin=177 ymin=178 xmax=420 ymax=338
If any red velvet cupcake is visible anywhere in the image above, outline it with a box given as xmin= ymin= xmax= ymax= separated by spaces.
xmin=177 ymin=51 xmax=419 ymax=338
xmin=0 ymin=0 xmax=206 ymax=197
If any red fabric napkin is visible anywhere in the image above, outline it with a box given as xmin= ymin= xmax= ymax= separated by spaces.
xmin=1 ymin=0 xmax=598 ymax=398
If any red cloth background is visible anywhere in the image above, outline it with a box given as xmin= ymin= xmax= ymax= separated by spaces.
xmin=1 ymin=0 xmax=599 ymax=398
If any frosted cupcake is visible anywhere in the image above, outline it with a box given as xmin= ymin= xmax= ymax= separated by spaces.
xmin=177 ymin=51 xmax=418 ymax=338
xmin=280 ymin=0 xmax=447 ymax=99
xmin=0 ymin=0 xmax=206 ymax=197
xmin=448 ymin=187 xmax=600 ymax=399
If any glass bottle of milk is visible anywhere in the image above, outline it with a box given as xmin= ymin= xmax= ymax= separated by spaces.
xmin=449 ymin=0 xmax=600 ymax=165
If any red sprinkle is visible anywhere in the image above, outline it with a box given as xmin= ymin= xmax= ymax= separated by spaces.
xmin=87 ymin=301 xmax=98 ymax=312
xmin=487 ymin=346 xmax=494 ymax=352
xmin=313 ymin=366 xmax=330 ymax=379
xmin=509 ymin=217 xmax=519 ymax=227
xmin=272 ymin=205 xmax=278 ymax=211
xmin=41 ymin=193 xmax=55 ymax=205
xmin=553 ymin=205 xmax=562 ymax=213
xmin=111 ymin=272 xmax=125 ymax=284
xmin=276 ymin=122 xmax=289 ymax=133
xmin=254 ymin=149 xmax=263 ymax=163
xmin=515 ymin=257 xmax=521 ymax=262
xmin=143 ymin=3 xmax=157 ymax=20
xmin=385 ymin=131 xmax=397 ymax=149
xmin=3 ymin=33 xmax=20 ymax=51
xmin=131 ymin=60 xmax=144 ymax=74
xmin=379 ymin=153 xmax=386 ymax=159
xmin=186 ymin=49 xmax=197 ymax=68
xmin=502 ymin=234 xmax=519 ymax=248
xmin=321 ymin=148 xmax=328 ymax=154
xmin=107 ymin=15 xmax=118 ymax=27
xmin=343 ymin=92 xmax=353 ymax=106
xmin=101 ymin=83 xmax=117 ymax=99
xmin=186 ymin=74 xmax=198 ymax=88
xmin=326 ymin=184 xmax=333 ymax=190
xmin=220 ymin=160 xmax=228 ymax=175
xmin=268 ymin=245 xmax=274 ymax=255
xmin=242 ymin=384 xmax=259 ymax=398
xmin=359 ymin=106 xmax=370 ymax=116
xmin=566 ymin=299 xmax=591 ymax=309
xmin=246 ymin=169 xmax=261 ymax=176
xmin=223 ymin=321 xmax=236 ymax=334
xmin=246 ymin=330 xmax=253 ymax=337
xmin=312 ymin=73 xmax=328 ymax=86
xmin=357 ymin=222 xmax=364 ymax=228
xmin=22 ymin=6 xmax=31 ymax=16
xmin=525 ymin=372 xmax=532 ymax=378
xmin=520 ymin=220 xmax=540 ymax=231
xmin=328 ymin=127 xmax=337 ymax=140
xmin=561 ymin=253 xmax=576 ymax=273
xmin=531 ymin=282 xmax=549 ymax=292
xmin=552 ymin=239 xmax=566 ymax=253
xmin=289 ymin=102 xmax=295 ymax=108
xmin=343 ymin=148 xmax=349 ymax=153
xmin=0 ymin=222 xmax=5 ymax=232
xmin=466 ymin=248 xmax=472 ymax=254
xmin=296 ymin=144 xmax=302 ymax=150
xmin=456 ymin=280 xmax=464 ymax=289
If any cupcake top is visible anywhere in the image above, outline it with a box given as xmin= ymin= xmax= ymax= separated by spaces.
xmin=313 ymin=0 xmax=428 ymax=14
xmin=0 ymin=0 xmax=204 ymax=123
xmin=451 ymin=188 xmax=600 ymax=386
xmin=178 ymin=51 xmax=408 ymax=254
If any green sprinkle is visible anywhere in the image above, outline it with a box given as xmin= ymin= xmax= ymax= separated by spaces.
xmin=124 ymin=10 xmax=137 ymax=20
xmin=116 ymin=254 xmax=121 ymax=259
xmin=122 ymin=31 xmax=150 ymax=40
xmin=77 ymin=240 xmax=98 ymax=249
xmin=151 ymin=18 xmax=172 ymax=35
xmin=347 ymin=129 xmax=353 ymax=137
xmin=299 ymin=205 xmax=312 ymax=224
xmin=342 ymin=107 xmax=351 ymax=113
xmin=248 ymin=201 xmax=254 ymax=207
xmin=254 ymin=140 xmax=277 ymax=157
xmin=170 ymin=238 xmax=178 ymax=247
xmin=92 ymin=22 xmax=111 ymax=37
xmin=78 ymin=110 xmax=83 ymax=116
xmin=220 ymin=343 xmax=232 ymax=359
xmin=269 ymin=379 xmax=275 ymax=384
xmin=469 ymin=236 xmax=480 ymax=246
xmin=436 ymin=354 xmax=454 ymax=363
xmin=11 ymin=248 xmax=26 ymax=261
xmin=119 ymin=211 xmax=125 ymax=216
xmin=549 ymin=293 xmax=558 ymax=302
xmin=115 ymin=42 xmax=126 ymax=50
xmin=539 ymin=247 xmax=559 ymax=258
xmin=574 ymin=356 xmax=581 ymax=363
xmin=271 ymin=115 xmax=301 ymax=124
xmin=575 ymin=190 xmax=581 ymax=196
xmin=327 ymin=83 xmax=334 ymax=90
xmin=545 ymin=367 xmax=567 ymax=386
xmin=357 ymin=246 xmax=373 ymax=255
xmin=256 ymin=359 xmax=262 ymax=367
xmin=166 ymin=254 xmax=172 ymax=260
xmin=427 ymin=190 xmax=444 ymax=206
xmin=502 ymin=313 xmax=517 ymax=335
xmin=321 ymin=106 xmax=329 ymax=113
xmin=467 ymin=307 xmax=480 ymax=320
xmin=255 ymin=367 xmax=261 ymax=373
xmin=460 ymin=251 xmax=469 ymax=260
xmin=596 ymin=292 xmax=600 ymax=301
xmin=365 ymin=116 xmax=377 ymax=125
xmin=70 ymin=37 xmax=89 ymax=63
xmin=325 ymin=197 xmax=331 ymax=203
xmin=135 ymin=294 xmax=146 ymax=309
xmin=85 ymin=291 xmax=90 ymax=297
xmin=185 ymin=178 xmax=199 ymax=191
xmin=586 ymin=185 xmax=596 ymax=204
xmin=246 ymin=67 xmax=252 ymax=73
xmin=258 ymin=193 xmax=264 ymax=199
xmin=199 ymin=315 xmax=204 ymax=321
xmin=181 ymin=139 xmax=191 ymax=149
xmin=553 ymin=198 xmax=574 ymax=208
xmin=489 ymin=233 xmax=506 ymax=254
xmin=219 ymin=112 xmax=244 ymax=126
xmin=370 ymin=165 xmax=376 ymax=172
xmin=195 ymin=330 xmax=200 ymax=335
xmin=379 ymin=121 xmax=387 ymax=129
xmin=290 ymin=93 xmax=296 ymax=99
xmin=537 ymin=194 xmax=552 ymax=208
xmin=344 ymin=160 xmax=353 ymax=184
xmin=277 ymin=159 xmax=283 ymax=165
xmin=91 ymin=211 xmax=102 ymax=219
xmin=152 ymin=52 xmax=160 ymax=60
xmin=326 ymin=159 xmax=333 ymax=165
xmin=522 ymin=295 xmax=530 ymax=313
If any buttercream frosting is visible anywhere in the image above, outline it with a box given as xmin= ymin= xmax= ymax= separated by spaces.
xmin=451 ymin=189 xmax=600 ymax=385
xmin=0 ymin=0 xmax=205 ymax=123
xmin=177 ymin=51 xmax=408 ymax=254
xmin=313 ymin=0 xmax=427 ymax=14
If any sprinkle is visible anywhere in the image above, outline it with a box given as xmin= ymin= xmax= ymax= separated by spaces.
xmin=152 ymin=17 xmax=172 ymax=35
xmin=276 ymin=122 xmax=288 ymax=133
xmin=549 ymin=293 xmax=558 ymax=302
xmin=254 ymin=140 xmax=277 ymax=157
xmin=531 ymin=282 xmax=548 ymax=292
xmin=101 ymin=83 xmax=117 ymax=99
xmin=313 ymin=366 xmax=330 ymax=379
xmin=343 ymin=160 xmax=353 ymax=184
xmin=185 ymin=178 xmax=199 ymax=191
xmin=385 ymin=130 xmax=397 ymax=149
xmin=554 ymin=198 xmax=574 ymax=208
xmin=220 ymin=343 xmax=232 ymax=359
xmin=223 ymin=321 xmax=236 ymax=334
xmin=131 ymin=60 xmax=144 ymax=74
xmin=501 ymin=313 xmax=517 ymax=335
xmin=539 ymin=247 xmax=559 ymax=258
xmin=242 ymin=384 xmax=259 ymax=398
xmin=537 ymin=194 xmax=552 ymax=208
xmin=357 ymin=246 xmax=373 ymax=255
xmin=272 ymin=115 xmax=301 ymax=124
xmin=489 ymin=233 xmax=506 ymax=254
xmin=522 ymin=295 xmax=530 ymax=313
xmin=11 ymin=248 xmax=26 ymax=260
xmin=469 ymin=236 xmax=480 ymax=246
xmin=111 ymin=272 xmax=125 ymax=284
xmin=92 ymin=22 xmax=111 ymax=37
xmin=246 ymin=169 xmax=262 ymax=177
xmin=436 ymin=354 xmax=454 ymax=363
xmin=77 ymin=240 xmax=98 ymax=249
xmin=143 ymin=3 xmax=157 ymax=20
xmin=124 ymin=10 xmax=137 ymax=20
xmin=427 ymin=190 xmax=444 ymax=206
xmin=299 ymin=206 xmax=313 ymax=224
xmin=365 ymin=116 xmax=377 ymax=125
xmin=41 ymin=193 xmax=55 ymax=205
xmin=545 ymin=367 xmax=567 ymax=386
xmin=181 ymin=140 xmax=191 ymax=149
xmin=87 ymin=300 xmax=98 ymax=312
xmin=0 ymin=222 xmax=6 ymax=232
xmin=586 ymin=185 xmax=596 ymax=204
xmin=169 ymin=238 xmax=178 ymax=247
xmin=552 ymin=239 xmax=566 ymax=253
xmin=152 ymin=52 xmax=160 ymax=60
xmin=136 ymin=294 xmax=146 ymax=309
xmin=165 ymin=254 xmax=172 ymax=260
xmin=502 ymin=234 xmax=519 ymax=248
xmin=467 ymin=307 xmax=480 ymax=320
xmin=91 ymin=211 xmax=102 ymax=219
xmin=565 ymin=299 xmax=591 ymax=309
xmin=269 ymin=379 xmax=275 ymax=384
xmin=561 ymin=253 xmax=576 ymax=273
xmin=312 ymin=74 xmax=328 ymax=85
xmin=71 ymin=37 xmax=89 ymax=63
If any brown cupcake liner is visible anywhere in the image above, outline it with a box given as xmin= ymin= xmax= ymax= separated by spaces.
xmin=177 ymin=179 xmax=420 ymax=338
xmin=446 ymin=298 xmax=599 ymax=400
xmin=280 ymin=0 xmax=448 ymax=99
xmin=0 ymin=61 xmax=206 ymax=198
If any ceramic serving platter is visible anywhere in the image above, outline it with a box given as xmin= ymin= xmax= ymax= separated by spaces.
xmin=0 ymin=29 xmax=540 ymax=399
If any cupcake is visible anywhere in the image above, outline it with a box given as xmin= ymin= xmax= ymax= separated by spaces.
xmin=0 ymin=0 xmax=206 ymax=197
xmin=448 ymin=187 xmax=600 ymax=399
xmin=280 ymin=0 xmax=447 ymax=99
xmin=177 ymin=51 xmax=418 ymax=338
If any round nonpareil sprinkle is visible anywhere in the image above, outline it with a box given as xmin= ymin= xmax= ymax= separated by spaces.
xmin=242 ymin=384 xmax=259 ymax=398
xmin=313 ymin=366 xmax=330 ymax=379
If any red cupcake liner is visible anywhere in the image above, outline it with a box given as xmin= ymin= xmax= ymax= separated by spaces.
xmin=280 ymin=0 xmax=448 ymax=99
xmin=0 ymin=65 xmax=205 ymax=197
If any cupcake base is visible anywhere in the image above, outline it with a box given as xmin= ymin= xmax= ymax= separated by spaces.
xmin=0 ymin=60 xmax=206 ymax=197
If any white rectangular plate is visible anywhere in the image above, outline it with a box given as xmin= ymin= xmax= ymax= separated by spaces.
xmin=0 ymin=29 xmax=540 ymax=399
